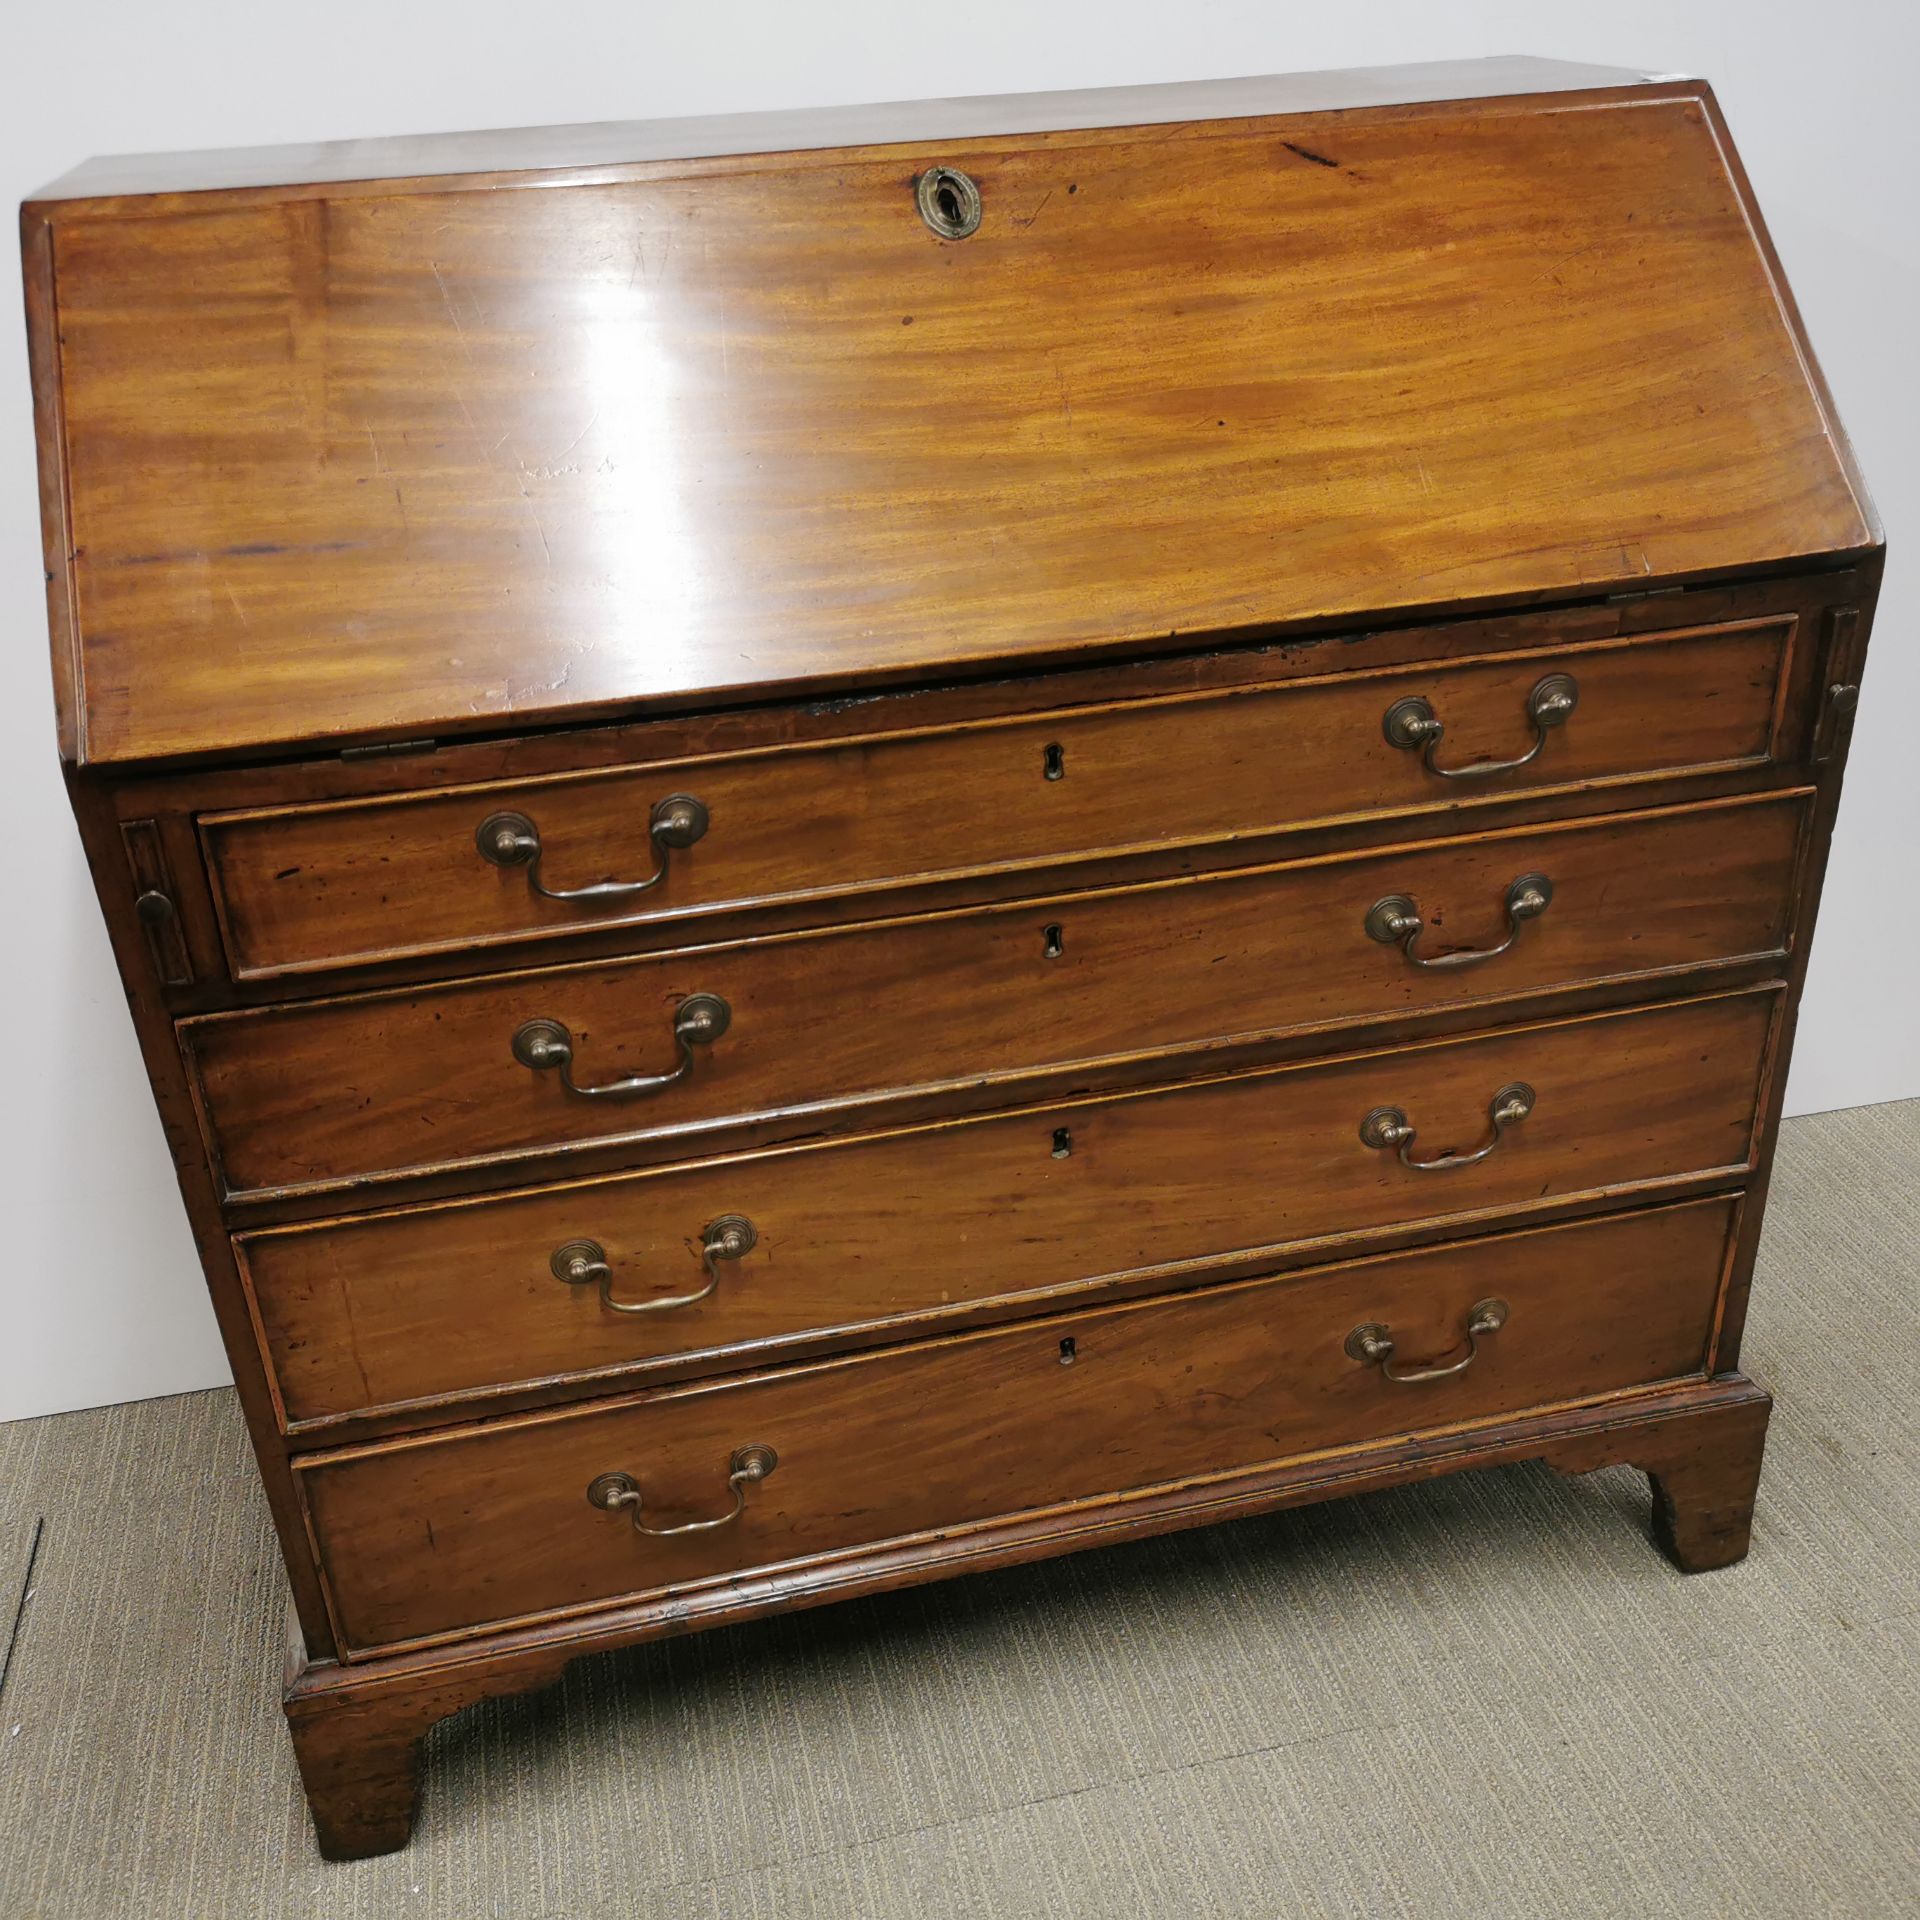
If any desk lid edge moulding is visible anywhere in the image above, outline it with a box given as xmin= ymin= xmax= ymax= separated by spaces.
xmin=23 ymin=59 xmax=1878 ymax=768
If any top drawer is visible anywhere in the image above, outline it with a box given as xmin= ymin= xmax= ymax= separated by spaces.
xmin=201 ymin=617 xmax=1797 ymax=981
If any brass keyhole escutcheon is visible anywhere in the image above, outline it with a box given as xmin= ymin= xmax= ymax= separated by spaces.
xmin=916 ymin=165 xmax=982 ymax=239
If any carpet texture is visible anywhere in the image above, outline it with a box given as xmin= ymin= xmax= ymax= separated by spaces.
xmin=1 ymin=1099 xmax=1916 ymax=1919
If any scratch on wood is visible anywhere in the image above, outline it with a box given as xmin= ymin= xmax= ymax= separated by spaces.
xmin=552 ymin=411 xmax=602 ymax=464
xmin=1281 ymin=141 xmax=1341 ymax=170
xmin=430 ymin=260 xmax=475 ymax=363
xmin=521 ymin=494 xmax=555 ymax=567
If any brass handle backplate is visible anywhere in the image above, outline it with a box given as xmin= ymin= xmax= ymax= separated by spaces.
xmin=552 ymin=1214 xmax=756 ymax=1315
xmin=587 ymin=1444 xmax=777 ymax=1537
xmin=1361 ymin=1082 xmax=1535 ymax=1171
xmin=1365 ymin=873 xmax=1552 ymax=970
xmin=512 ymin=993 xmax=729 ymax=1099
xmin=1346 ymin=1299 xmax=1509 ymax=1383
xmin=477 ymin=793 xmax=708 ymax=903
xmin=1384 ymin=672 xmax=1578 ymax=780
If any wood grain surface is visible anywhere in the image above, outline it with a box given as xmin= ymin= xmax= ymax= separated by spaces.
xmin=296 ymin=1197 xmax=1738 ymax=1653
xmin=279 ymin=1370 xmax=1771 ymax=1857
xmin=37 ymin=89 xmax=1868 ymax=765
xmin=27 ymin=60 xmax=1881 ymax=1861
xmin=201 ymin=616 xmax=1796 ymax=981
xmin=182 ymin=793 xmax=1805 ymax=1200
xmin=240 ymin=987 xmax=1776 ymax=1430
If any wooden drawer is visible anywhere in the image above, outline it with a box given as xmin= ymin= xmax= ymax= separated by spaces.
xmin=243 ymin=988 xmax=1777 ymax=1431
xmin=296 ymin=1197 xmax=1738 ymax=1654
xmin=183 ymin=792 xmax=1804 ymax=1201
xmin=200 ymin=617 xmax=1797 ymax=981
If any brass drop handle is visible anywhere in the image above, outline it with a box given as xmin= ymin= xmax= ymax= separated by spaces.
xmin=1361 ymin=1082 xmax=1534 ymax=1171
xmin=512 ymin=993 xmax=730 ymax=1099
xmin=477 ymin=794 xmax=708 ymax=902
xmin=1383 ymin=673 xmax=1578 ymax=779
xmin=552 ymin=1214 xmax=756 ymax=1315
xmin=587 ymin=1445 xmax=777 ymax=1537
xmin=1365 ymin=873 xmax=1552 ymax=970
xmin=1346 ymin=1299 xmax=1509 ymax=1383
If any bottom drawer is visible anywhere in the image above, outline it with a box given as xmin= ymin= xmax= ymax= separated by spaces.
xmin=300 ymin=1197 xmax=1738 ymax=1654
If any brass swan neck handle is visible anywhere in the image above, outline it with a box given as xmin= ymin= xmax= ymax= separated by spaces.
xmin=512 ymin=994 xmax=730 ymax=1099
xmin=587 ymin=1445 xmax=778 ymax=1538
xmin=551 ymin=1215 xmax=756 ymax=1315
xmin=1383 ymin=673 xmax=1578 ymax=780
xmin=477 ymin=793 xmax=708 ymax=903
xmin=1346 ymin=1299 xmax=1510 ymax=1383
xmin=1360 ymin=1083 xmax=1536 ymax=1172
xmin=1365 ymin=874 xmax=1552 ymax=971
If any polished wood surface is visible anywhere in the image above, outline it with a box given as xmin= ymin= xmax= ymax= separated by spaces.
xmin=284 ymin=1372 xmax=1772 ymax=1856
xmin=33 ymin=61 xmax=1651 ymax=206
xmin=242 ymin=988 xmax=1775 ymax=1431
xmin=89 ymin=566 xmax=1847 ymax=1019
xmin=202 ymin=615 xmax=1797 ymax=981
xmin=30 ymin=63 xmax=1877 ymax=1860
xmin=1645 ymin=1402 xmax=1772 ymax=1572
xmin=184 ymin=793 xmax=1803 ymax=1201
xmin=36 ymin=87 xmax=1868 ymax=766
xmin=298 ymin=1198 xmax=1736 ymax=1653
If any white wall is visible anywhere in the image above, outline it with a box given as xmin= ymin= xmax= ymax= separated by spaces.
xmin=4 ymin=1 xmax=1915 ymax=1423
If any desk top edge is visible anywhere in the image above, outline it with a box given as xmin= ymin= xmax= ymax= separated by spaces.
xmin=26 ymin=58 xmax=1667 ymax=210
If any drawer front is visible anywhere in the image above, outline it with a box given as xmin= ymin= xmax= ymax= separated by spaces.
xmin=202 ymin=618 xmax=1796 ymax=980
xmin=298 ymin=1197 xmax=1738 ymax=1653
xmin=184 ymin=793 xmax=1804 ymax=1200
xmin=244 ymin=989 xmax=1776 ymax=1428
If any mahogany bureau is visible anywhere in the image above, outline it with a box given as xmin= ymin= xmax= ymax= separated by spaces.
xmin=22 ymin=58 xmax=1879 ymax=1858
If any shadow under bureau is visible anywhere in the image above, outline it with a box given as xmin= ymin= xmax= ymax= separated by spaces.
xmin=23 ymin=58 xmax=1879 ymax=1858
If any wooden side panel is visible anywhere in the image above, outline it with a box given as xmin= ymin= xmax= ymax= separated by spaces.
xmin=46 ymin=94 xmax=1867 ymax=765
xmin=21 ymin=210 xmax=83 ymax=763
xmin=56 ymin=772 xmax=340 ymax=1656
xmin=182 ymin=794 xmax=1806 ymax=1201
xmin=201 ymin=617 xmax=1795 ymax=981
xmin=241 ymin=988 xmax=1777 ymax=1428
xmin=296 ymin=1198 xmax=1738 ymax=1653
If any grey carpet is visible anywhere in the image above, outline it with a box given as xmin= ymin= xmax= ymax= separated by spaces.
xmin=1 ymin=1100 xmax=1916 ymax=1920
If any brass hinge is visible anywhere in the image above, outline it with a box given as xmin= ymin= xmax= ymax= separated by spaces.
xmin=122 ymin=818 xmax=193 ymax=986
xmin=1814 ymin=607 xmax=1864 ymax=765
xmin=339 ymin=736 xmax=438 ymax=761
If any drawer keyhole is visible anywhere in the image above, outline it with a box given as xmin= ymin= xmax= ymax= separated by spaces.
xmin=1043 ymin=741 xmax=1066 ymax=781
xmin=915 ymin=165 xmax=983 ymax=239
xmin=1042 ymin=923 xmax=1065 ymax=959
xmin=1051 ymin=1127 xmax=1073 ymax=1159
xmin=1058 ymin=1337 xmax=1077 ymax=1366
